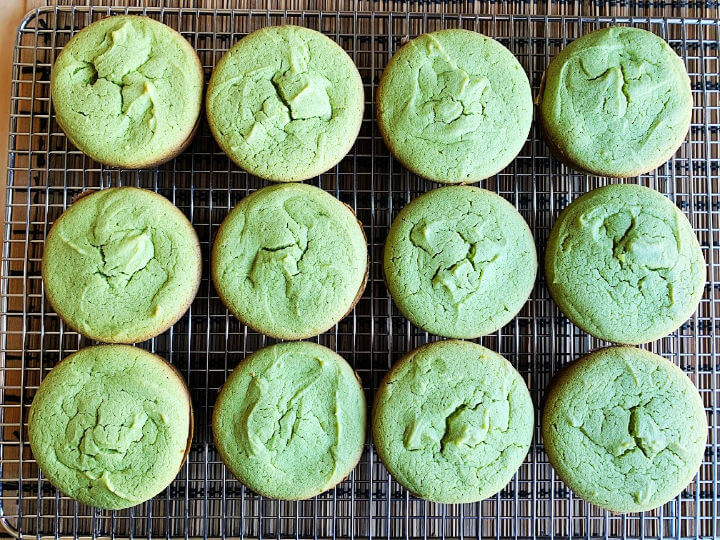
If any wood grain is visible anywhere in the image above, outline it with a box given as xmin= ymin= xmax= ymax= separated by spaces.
xmin=0 ymin=1 xmax=34 ymax=230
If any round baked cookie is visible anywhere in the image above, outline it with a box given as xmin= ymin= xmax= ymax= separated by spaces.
xmin=51 ymin=15 xmax=203 ymax=168
xmin=545 ymin=184 xmax=705 ymax=344
xmin=212 ymin=183 xmax=367 ymax=339
xmin=213 ymin=342 xmax=366 ymax=500
xmin=377 ymin=29 xmax=532 ymax=184
xmin=539 ymin=26 xmax=692 ymax=177
xmin=28 ymin=345 xmax=193 ymax=510
xmin=206 ymin=25 xmax=364 ymax=182
xmin=543 ymin=346 xmax=707 ymax=513
xmin=373 ymin=340 xmax=534 ymax=503
xmin=384 ymin=186 xmax=536 ymax=338
xmin=42 ymin=187 xmax=202 ymax=343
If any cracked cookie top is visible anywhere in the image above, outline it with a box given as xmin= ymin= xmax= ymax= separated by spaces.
xmin=206 ymin=25 xmax=364 ymax=182
xmin=51 ymin=16 xmax=203 ymax=168
xmin=28 ymin=345 xmax=192 ymax=510
xmin=540 ymin=27 xmax=692 ymax=177
xmin=212 ymin=342 xmax=366 ymax=500
xmin=545 ymin=184 xmax=705 ymax=344
xmin=212 ymin=183 xmax=367 ymax=339
xmin=542 ymin=346 xmax=707 ymax=512
xmin=377 ymin=29 xmax=533 ymax=184
xmin=42 ymin=187 xmax=202 ymax=343
xmin=372 ymin=340 xmax=533 ymax=503
xmin=384 ymin=186 xmax=536 ymax=338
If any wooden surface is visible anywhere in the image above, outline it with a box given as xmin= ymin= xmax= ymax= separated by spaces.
xmin=0 ymin=1 xmax=37 ymax=217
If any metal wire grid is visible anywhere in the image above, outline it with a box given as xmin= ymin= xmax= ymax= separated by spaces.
xmin=0 ymin=6 xmax=718 ymax=539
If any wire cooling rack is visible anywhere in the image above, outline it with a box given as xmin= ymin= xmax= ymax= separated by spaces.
xmin=1 ymin=5 xmax=718 ymax=539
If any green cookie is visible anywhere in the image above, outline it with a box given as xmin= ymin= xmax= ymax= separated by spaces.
xmin=384 ymin=186 xmax=537 ymax=338
xmin=542 ymin=346 xmax=707 ymax=513
xmin=545 ymin=184 xmax=705 ymax=344
xmin=212 ymin=342 xmax=366 ymax=500
xmin=540 ymin=27 xmax=692 ymax=177
xmin=372 ymin=340 xmax=534 ymax=503
xmin=28 ymin=345 xmax=193 ymax=510
xmin=377 ymin=29 xmax=533 ymax=184
xmin=42 ymin=187 xmax=202 ymax=343
xmin=206 ymin=25 xmax=364 ymax=182
xmin=212 ymin=183 xmax=368 ymax=340
xmin=51 ymin=15 xmax=203 ymax=168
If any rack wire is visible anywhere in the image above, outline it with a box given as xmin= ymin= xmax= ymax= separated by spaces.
xmin=0 ymin=6 xmax=718 ymax=539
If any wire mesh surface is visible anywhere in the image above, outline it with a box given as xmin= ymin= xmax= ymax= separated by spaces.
xmin=1 ymin=6 xmax=719 ymax=539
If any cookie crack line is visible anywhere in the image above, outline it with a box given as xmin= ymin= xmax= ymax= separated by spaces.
xmin=374 ymin=340 xmax=533 ymax=503
xmin=572 ymin=48 xmax=667 ymax=126
xmin=45 ymin=188 xmax=201 ymax=343
xmin=246 ymin=218 xmax=311 ymax=295
xmin=272 ymin=366 xmax=342 ymax=480
xmin=30 ymin=346 xmax=192 ymax=509
xmin=239 ymin=35 xmax=334 ymax=143
xmin=53 ymin=379 xmax=169 ymax=472
xmin=236 ymin=356 xmax=340 ymax=473
xmin=269 ymin=75 xmax=296 ymax=120
xmin=215 ymin=343 xmax=364 ymax=498
xmin=567 ymin=387 xmax=688 ymax=467
xmin=399 ymin=35 xmax=489 ymax=145
xmin=543 ymin=347 xmax=708 ymax=512
xmin=542 ymin=27 xmax=692 ymax=177
xmin=549 ymin=187 xmax=702 ymax=342
xmin=52 ymin=15 xmax=207 ymax=170
xmin=89 ymin=229 xmax=156 ymax=287
xmin=77 ymin=22 xmax=160 ymax=134
xmin=387 ymin=188 xmax=536 ymax=338
xmin=66 ymin=409 xmax=153 ymax=477
xmin=567 ymin=412 xmax=688 ymax=487
xmin=206 ymin=25 xmax=364 ymax=182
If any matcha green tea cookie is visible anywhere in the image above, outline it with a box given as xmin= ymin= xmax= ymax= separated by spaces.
xmin=212 ymin=183 xmax=367 ymax=339
xmin=206 ymin=25 xmax=364 ymax=181
xmin=543 ymin=346 xmax=707 ymax=513
xmin=373 ymin=340 xmax=534 ymax=503
xmin=539 ymin=26 xmax=692 ymax=177
xmin=42 ymin=187 xmax=202 ymax=343
xmin=51 ymin=15 xmax=203 ymax=168
xmin=545 ymin=184 xmax=705 ymax=344
xmin=384 ymin=186 xmax=536 ymax=338
xmin=377 ymin=29 xmax=533 ymax=184
xmin=213 ymin=342 xmax=366 ymax=500
xmin=28 ymin=345 xmax=193 ymax=510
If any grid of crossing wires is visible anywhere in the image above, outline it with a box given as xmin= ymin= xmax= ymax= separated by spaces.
xmin=0 ymin=6 xmax=718 ymax=539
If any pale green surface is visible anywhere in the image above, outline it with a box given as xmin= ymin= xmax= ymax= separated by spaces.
xmin=377 ymin=29 xmax=533 ymax=184
xmin=28 ymin=346 xmax=191 ymax=510
xmin=542 ymin=346 xmax=707 ymax=513
xmin=384 ymin=186 xmax=536 ymax=338
xmin=212 ymin=183 xmax=367 ymax=339
xmin=42 ymin=187 xmax=201 ymax=343
xmin=545 ymin=184 xmax=705 ymax=344
xmin=206 ymin=25 xmax=364 ymax=182
xmin=213 ymin=342 xmax=366 ymax=500
xmin=372 ymin=340 xmax=534 ymax=503
xmin=540 ymin=27 xmax=692 ymax=177
xmin=51 ymin=15 xmax=203 ymax=168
